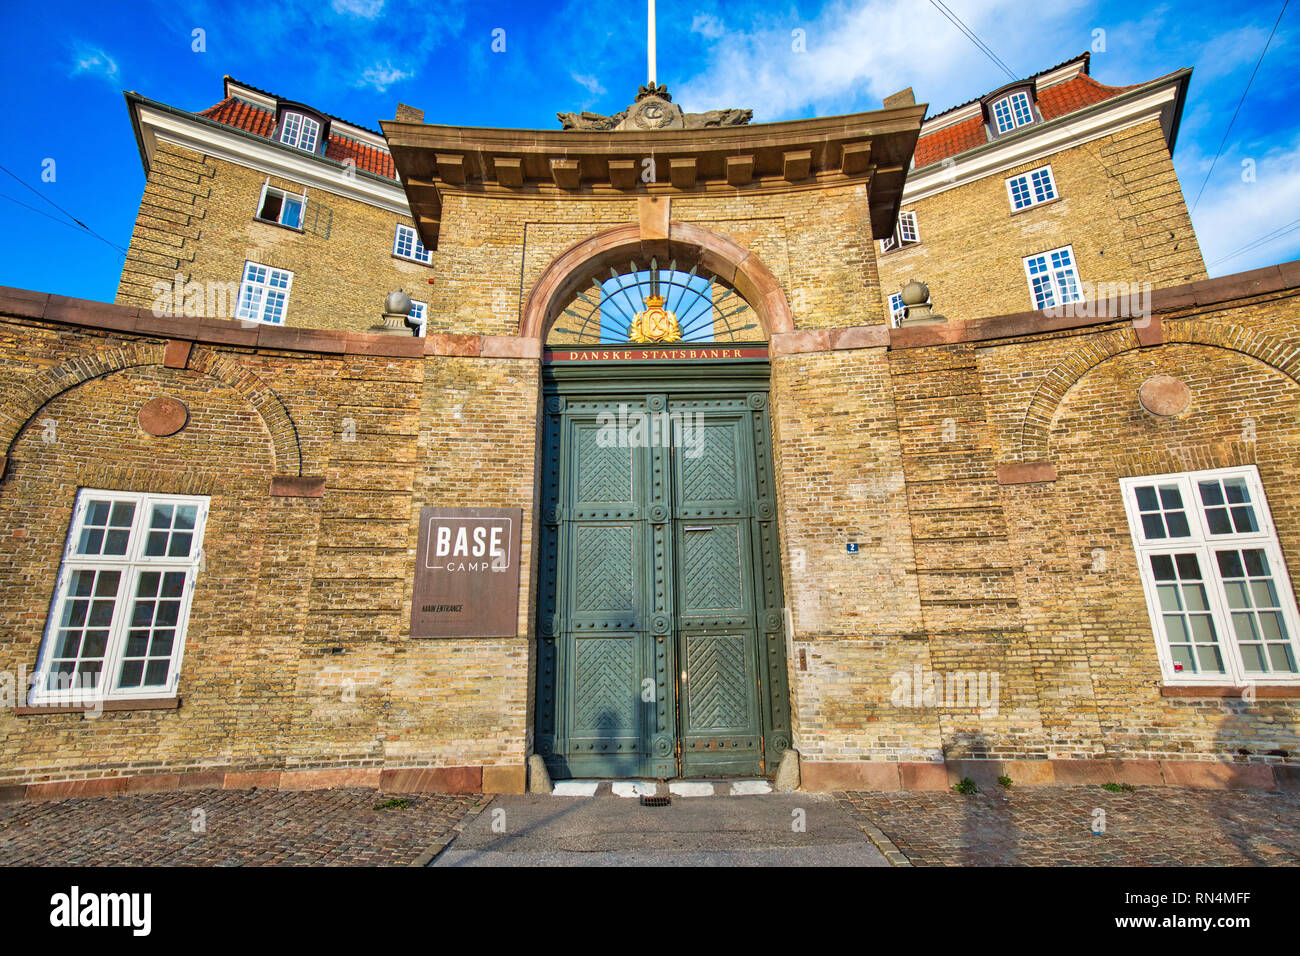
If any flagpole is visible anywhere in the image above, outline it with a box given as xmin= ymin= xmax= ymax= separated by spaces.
xmin=648 ymin=0 xmax=657 ymax=86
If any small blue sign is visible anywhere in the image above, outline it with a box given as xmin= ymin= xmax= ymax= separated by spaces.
xmin=846 ymin=542 xmax=859 ymax=554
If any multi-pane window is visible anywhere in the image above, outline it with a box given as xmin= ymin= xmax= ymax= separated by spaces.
xmin=1122 ymin=467 xmax=1300 ymax=684
xmin=880 ymin=211 xmax=919 ymax=254
xmin=1007 ymin=166 xmax=1058 ymax=211
xmin=1023 ymin=245 xmax=1083 ymax=310
xmin=393 ymin=224 xmax=433 ymax=264
xmin=235 ymin=261 xmax=294 ymax=325
xmin=279 ymin=112 xmax=320 ymax=153
xmin=31 ymin=491 xmax=209 ymax=704
xmin=255 ymin=183 xmax=305 ymax=230
xmin=408 ymin=299 xmax=427 ymax=336
xmin=991 ymin=90 xmax=1035 ymax=134
xmin=888 ymin=293 xmax=906 ymax=327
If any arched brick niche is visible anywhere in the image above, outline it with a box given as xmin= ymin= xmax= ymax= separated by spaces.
xmin=0 ymin=344 xmax=303 ymax=478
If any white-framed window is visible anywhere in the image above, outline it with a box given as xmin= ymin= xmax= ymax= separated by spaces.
xmin=1006 ymin=166 xmax=1058 ymax=211
xmin=255 ymin=181 xmax=306 ymax=230
xmin=30 ymin=490 xmax=209 ymax=705
xmin=235 ymin=261 xmax=293 ymax=325
xmin=991 ymin=90 xmax=1035 ymax=134
xmin=880 ymin=211 xmax=919 ymax=254
xmin=887 ymin=293 xmax=906 ymax=327
xmin=408 ymin=299 xmax=427 ymax=336
xmin=279 ymin=112 xmax=320 ymax=153
xmin=1023 ymin=245 xmax=1083 ymax=310
xmin=393 ymin=224 xmax=433 ymax=264
xmin=1121 ymin=467 xmax=1300 ymax=685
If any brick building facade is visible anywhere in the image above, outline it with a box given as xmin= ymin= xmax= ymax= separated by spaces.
xmin=1 ymin=57 xmax=1297 ymax=798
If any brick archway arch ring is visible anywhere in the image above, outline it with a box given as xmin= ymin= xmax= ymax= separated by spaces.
xmin=1017 ymin=320 xmax=1300 ymax=463
xmin=0 ymin=342 xmax=303 ymax=476
xmin=520 ymin=222 xmax=794 ymax=341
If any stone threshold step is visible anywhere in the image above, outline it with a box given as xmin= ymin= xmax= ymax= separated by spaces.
xmin=550 ymin=779 xmax=778 ymax=798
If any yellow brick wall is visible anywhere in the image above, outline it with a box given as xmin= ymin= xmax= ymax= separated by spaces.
xmin=876 ymin=120 xmax=1206 ymax=322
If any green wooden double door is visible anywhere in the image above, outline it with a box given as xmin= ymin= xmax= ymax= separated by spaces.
xmin=535 ymin=381 xmax=792 ymax=779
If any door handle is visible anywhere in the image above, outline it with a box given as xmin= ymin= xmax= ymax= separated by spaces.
xmin=683 ymin=526 xmax=712 ymax=532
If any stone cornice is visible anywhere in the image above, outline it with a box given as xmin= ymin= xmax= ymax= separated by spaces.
xmin=382 ymin=105 xmax=926 ymax=250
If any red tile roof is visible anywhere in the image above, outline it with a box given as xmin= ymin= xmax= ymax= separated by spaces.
xmin=198 ymin=97 xmax=397 ymax=181
xmin=913 ymin=75 xmax=1140 ymax=169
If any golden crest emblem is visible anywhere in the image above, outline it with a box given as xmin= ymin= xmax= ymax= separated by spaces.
xmin=629 ymin=294 xmax=682 ymax=343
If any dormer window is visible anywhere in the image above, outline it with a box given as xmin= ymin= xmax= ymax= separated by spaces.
xmin=990 ymin=90 xmax=1035 ymax=135
xmin=279 ymin=111 xmax=321 ymax=153
xmin=880 ymin=211 xmax=919 ymax=254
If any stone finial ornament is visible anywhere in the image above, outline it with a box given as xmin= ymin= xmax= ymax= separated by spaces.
xmin=372 ymin=290 xmax=415 ymax=336
xmin=898 ymin=279 xmax=946 ymax=327
xmin=558 ymin=86 xmax=752 ymax=132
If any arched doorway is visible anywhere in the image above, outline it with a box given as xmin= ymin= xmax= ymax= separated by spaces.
xmin=527 ymin=232 xmax=794 ymax=779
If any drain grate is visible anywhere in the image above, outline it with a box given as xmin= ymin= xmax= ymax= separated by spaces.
xmin=639 ymin=794 xmax=672 ymax=807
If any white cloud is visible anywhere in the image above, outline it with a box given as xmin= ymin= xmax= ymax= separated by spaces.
xmin=691 ymin=13 xmax=726 ymax=40
xmin=1186 ymin=135 xmax=1300 ymax=276
xmin=332 ymin=0 xmax=385 ymax=16
xmin=356 ymin=61 xmax=412 ymax=92
xmin=675 ymin=0 xmax=1089 ymax=120
xmin=70 ymin=46 xmax=119 ymax=83
xmin=572 ymin=72 xmax=606 ymax=96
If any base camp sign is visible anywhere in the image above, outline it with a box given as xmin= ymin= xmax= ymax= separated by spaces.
xmin=410 ymin=507 xmax=523 ymax=638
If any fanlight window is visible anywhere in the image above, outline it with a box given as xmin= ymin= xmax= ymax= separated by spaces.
xmin=548 ymin=258 xmax=761 ymax=346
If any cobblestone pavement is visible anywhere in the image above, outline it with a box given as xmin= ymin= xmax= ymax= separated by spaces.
xmin=838 ymin=785 xmax=1300 ymax=866
xmin=0 ymin=788 xmax=483 ymax=866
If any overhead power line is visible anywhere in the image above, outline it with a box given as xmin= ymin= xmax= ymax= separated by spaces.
xmin=0 ymin=162 xmax=128 ymax=255
xmin=928 ymin=0 xmax=1019 ymax=82
xmin=1190 ymin=0 xmax=1289 ymax=213
xmin=1208 ymin=215 xmax=1300 ymax=268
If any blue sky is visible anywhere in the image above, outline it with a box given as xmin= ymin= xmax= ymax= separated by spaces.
xmin=0 ymin=0 xmax=1295 ymax=302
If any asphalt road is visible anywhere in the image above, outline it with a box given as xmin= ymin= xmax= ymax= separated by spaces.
xmin=432 ymin=792 xmax=890 ymax=867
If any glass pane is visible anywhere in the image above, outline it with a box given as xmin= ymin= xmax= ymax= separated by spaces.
xmin=1258 ymin=611 xmax=1285 ymax=642
xmin=93 ymin=571 xmax=120 ymax=596
xmin=1231 ymin=612 xmax=1258 ymax=642
xmin=1224 ymin=479 xmax=1249 ymax=504
xmin=150 ymin=504 xmax=174 ymax=528
xmin=87 ymin=501 xmax=109 ymax=525
xmin=145 ymin=532 xmax=167 ymax=556
xmin=1230 ymin=507 xmax=1258 ymax=533
xmin=1164 ymin=615 xmax=1189 ymax=643
xmin=1182 ymin=584 xmax=1210 ymax=612
xmin=1170 ymin=644 xmax=1194 ymax=671
xmin=1189 ymin=613 xmax=1216 ymax=643
xmin=1142 ymin=514 xmax=1165 ymax=539
xmin=1157 ymin=583 xmax=1182 ymax=612
xmin=168 ymin=532 xmax=193 ymax=557
xmin=1223 ymin=581 xmax=1249 ymax=609
xmin=79 ymin=527 xmax=104 ymax=554
xmin=1268 ymin=643 xmax=1297 ymax=672
xmin=1243 ymin=550 xmax=1267 ymax=577
xmin=1175 ymin=553 xmax=1201 ymax=579
xmin=1135 ymin=486 xmax=1158 ymax=511
xmin=1216 ymin=550 xmax=1244 ymax=578
xmin=162 ymin=572 xmax=186 ymax=598
xmin=1251 ymin=580 xmax=1277 ymax=607
xmin=143 ymin=661 xmax=169 ymax=686
xmin=1150 ymin=554 xmax=1176 ymax=580
xmin=175 ymin=506 xmax=197 ymax=531
xmin=1166 ymin=512 xmax=1191 ymax=537
xmin=1195 ymin=645 xmax=1224 ymax=672
xmin=109 ymin=502 xmax=135 ymax=527
xmin=1239 ymin=644 xmax=1265 ymax=672
xmin=150 ymin=631 xmax=175 ymax=656
xmin=1159 ymin=486 xmax=1183 ymax=509
xmin=105 ymin=529 xmax=130 ymax=554
xmin=119 ymin=660 xmax=143 ymax=687
xmin=125 ymin=631 xmax=149 ymax=656
xmin=1198 ymin=481 xmax=1224 ymax=506
xmin=1205 ymin=509 xmax=1232 ymax=535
